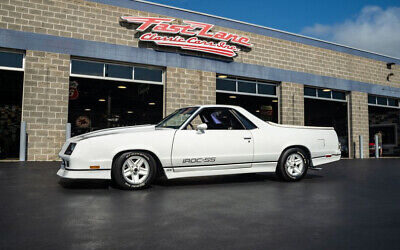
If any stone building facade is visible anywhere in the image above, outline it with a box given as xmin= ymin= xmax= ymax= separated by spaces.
xmin=0 ymin=0 xmax=399 ymax=161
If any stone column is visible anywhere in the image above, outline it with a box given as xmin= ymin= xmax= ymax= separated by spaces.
xmin=164 ymin=67 xmax=216 ymax=115
xmin=22 ymin=51 xmax=70 ymax=161
xmin=280 ymin=82 xmax=304 ymax=125
xmin=349 ymin=91 xmax=369 ymax=158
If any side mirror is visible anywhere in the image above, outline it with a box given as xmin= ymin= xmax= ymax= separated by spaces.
xmin=196 ymin=123 xmax=207 ymax=132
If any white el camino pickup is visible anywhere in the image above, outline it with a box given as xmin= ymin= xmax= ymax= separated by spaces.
xmin=58 ymin=105 xmax=341 ymax=190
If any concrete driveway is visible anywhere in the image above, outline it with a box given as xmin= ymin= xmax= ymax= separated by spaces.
xmin=0 ymin=159 xmax=399 ymax=250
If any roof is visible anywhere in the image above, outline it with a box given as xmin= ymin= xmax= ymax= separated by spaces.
xmin=184 ymin=104 xmax=243 ymax=109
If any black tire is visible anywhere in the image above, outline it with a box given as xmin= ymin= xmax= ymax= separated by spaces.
xmin=112 ymin=151 xmax=157 ymax=190
xmin=276 ymin=148 xmax=309 ymax=182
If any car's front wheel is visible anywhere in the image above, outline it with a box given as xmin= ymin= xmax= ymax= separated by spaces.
xmin=276 ymin=148 xmax=308 ymax=181
xmin=112 ymin=151 xmax=157 ymax=190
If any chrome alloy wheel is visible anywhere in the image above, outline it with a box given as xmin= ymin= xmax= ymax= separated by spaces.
xmin=122 ymin=156 xmax=150 ymax=185
xmin=285 ymin=153 xmax=305 ymax=177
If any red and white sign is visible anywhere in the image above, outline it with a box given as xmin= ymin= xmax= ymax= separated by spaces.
xmin=120 ymin=17 xmax=252 ymax=58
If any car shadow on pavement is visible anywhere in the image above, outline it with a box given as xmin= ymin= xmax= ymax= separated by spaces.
xmin=58 ymin=179 xmax=111 ymax=189
xmin=155 ymin=173 xmax=273 ymax=187
xmin=57 ymin=173 xmax=324 ymax=190
xmin=155 ymin=172 xmax=323 ymax=187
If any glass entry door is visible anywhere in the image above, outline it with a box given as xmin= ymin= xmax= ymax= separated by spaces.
xmin=0 ymin=70 xmax=23 ymax=159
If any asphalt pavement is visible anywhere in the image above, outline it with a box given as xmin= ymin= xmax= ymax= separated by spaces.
xmin=0 ymin=159 xmax=399 ymax=250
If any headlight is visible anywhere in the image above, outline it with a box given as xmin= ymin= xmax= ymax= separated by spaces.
xmin=64 ymin=143 xmax=77 ymax=155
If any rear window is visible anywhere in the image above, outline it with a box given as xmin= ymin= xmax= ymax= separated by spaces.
xmin=231 ymin=110 xmax=257 ymax=129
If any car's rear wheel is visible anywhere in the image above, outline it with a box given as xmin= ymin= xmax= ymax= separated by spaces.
xmin=276 ymin=148 xmax=308 ymax=181
xmin=112 ymin=151 xmax=157 ymax=190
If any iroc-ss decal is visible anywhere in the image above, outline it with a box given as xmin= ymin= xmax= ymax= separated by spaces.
xmin=182 ymin=157 xmax=216 ymax=164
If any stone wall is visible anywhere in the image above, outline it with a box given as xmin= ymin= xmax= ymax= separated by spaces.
xmin=349 ymin=91 xmax=369 ymax=158
xmin=280 ymin=82 xmax=304 ymax=125
xmin=165 ymin=67 xmax=215 ymax=115
xmin=22 ymin=50 xmax=69 ymax=161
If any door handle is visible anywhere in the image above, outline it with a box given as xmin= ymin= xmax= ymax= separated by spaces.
xmin=244 ymin=137 xmax=252 ymax=140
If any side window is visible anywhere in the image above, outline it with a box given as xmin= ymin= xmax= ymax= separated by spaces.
xmin=186 ymin=114 xmax=203 ymax=130
xmin=231 ymin=110 xmax=257 ymax=129
xmin=187 ymin=108 xmax=244 ymax=130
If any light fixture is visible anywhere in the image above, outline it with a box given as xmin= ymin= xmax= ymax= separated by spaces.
xmin=118 ymin=85 xmax=127 ymax=89
xmin=322 ymin=89 xmax=331 ymax=92
xmin=218 ymin=75 xmax=228 ymax=79
xmin=98 ymin=98 xmax=106 ymax=102
xmin=127 ymin=111 xmax=133 ymax=114
xmin=387 ymin=62 xmax=395 ymax=69
xmin=387 ymin=73 xmax=394 ymax=81
xmin=272 ymin=99 xmax=278 ymax=103
xmin=148 ymin=102 xmax=156 ymax=105
xmin=229 ymin=95 xmax=236 ymax=99
xmin=255 ymin=110 xmax=260 ymax=113
xmin=84 ymin=108 xmax=91 ymax=111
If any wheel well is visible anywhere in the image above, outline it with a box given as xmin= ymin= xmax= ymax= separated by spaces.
xmin=111 ymin=149 xmax=164 ymax=178
xmin=279 ymin=145 xmax=312 ymax=166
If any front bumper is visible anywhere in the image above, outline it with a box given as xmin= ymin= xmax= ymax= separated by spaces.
xmin=57 ymin=168 xmax=111 ymax=179
xmin=57 ymin=159 xmax=111 ymax=179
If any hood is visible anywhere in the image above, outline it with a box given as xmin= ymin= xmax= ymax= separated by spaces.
xmin=71 ymin=124 xmax=159 ymax=141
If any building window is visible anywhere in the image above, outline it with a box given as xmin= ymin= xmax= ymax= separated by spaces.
xmin=70 ymin=59 xmax=163 ymax=84
xmin=105 ymin=64 xmax=133 ymax=79
xmin=304 ymin=86 xmax=349 ymax=157
xmin=216 ymin=75 xmax=278 ymax=122
xmin=134 ymin=67 xmax=163 ymax=82
xmin=304 ymin=87 xmax=316 ymax=97
xmin=0 ymin=70 xmax=24 ymax=159
xmin=258 ymin=84 xmax=276 ymax=95
xmin=216 ymin=78 xmax=236 ymax=92
xmin=238 ymin=80 xmax=256 ymax=93
xmin=368 ymin=94 xmax=400 ymax=108
xmin=368 ymin=95 xmax=400 ymax=156
xmin=368 ymin=95 xmax=376 ymax=104
xmin=304 ymin=87 xmax=346 ymax=101
xmin=71 ymin=60 xmax=103 ymax=76
xmin=68 ymin=58 xmax=164 ymax=136
xmin=216 ymin=76 xmax=277 ymax=97
xmin=0 ymin=51 xmax=24 ymax=70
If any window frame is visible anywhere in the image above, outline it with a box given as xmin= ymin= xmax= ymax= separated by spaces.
xmin=368 ymin=94 xmax=400 ymax=109
xmin=304 ymin=86 xmax=347 ymax=103
xmin=181 ymin=107 xmax=248 ymax=130
xmin=0 ymin=49 xmax=25 ymax=72
xmin=216 ymin=75 xmax=278 ymax=98
xmin=70 ymin=58 xmax=164 ymax=86
xmin=230 ymin=109 xmax=258 ymax=130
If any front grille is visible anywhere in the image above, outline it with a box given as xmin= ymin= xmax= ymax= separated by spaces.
xmin=61 ymin=159 xmax=69 ymax=168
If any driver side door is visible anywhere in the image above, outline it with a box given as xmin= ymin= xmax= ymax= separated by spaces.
xmin=171 ymin=108 xmax=254 ymax=169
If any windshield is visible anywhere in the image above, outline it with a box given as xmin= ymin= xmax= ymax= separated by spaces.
xmin=156 ymin=107 xmax=199 ymax=129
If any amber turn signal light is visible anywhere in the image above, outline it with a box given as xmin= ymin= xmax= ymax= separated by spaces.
xmin=90 ymin=166 xmax=100 ymax=169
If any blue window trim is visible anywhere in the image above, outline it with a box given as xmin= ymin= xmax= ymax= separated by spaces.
xmin=2 ymin=28 xmax=400 ymax=99
xmin=87 ymin=0 xmax=400 ymax=64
